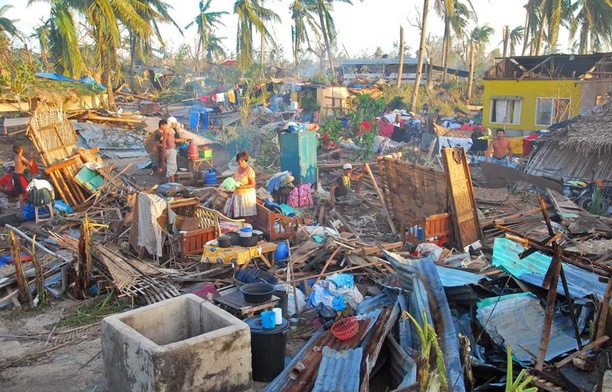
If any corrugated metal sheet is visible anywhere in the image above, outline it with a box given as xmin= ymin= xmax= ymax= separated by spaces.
xmin=74 ymin=123 xmax=147 ymax=151
xmin=476 ymin=292 xmax=584 ymax=365
xmin=492 ymin=238 xmax=608 ymax=299
xmin=385 ymin=250 xmax=466 ymax=392
xmin=312 ymin=347 xmax=363 ymax=392
xmin=436 ymin=265 xmax=487 ymax=287
xmin=386 ymin=334 xmax=418 ymax=389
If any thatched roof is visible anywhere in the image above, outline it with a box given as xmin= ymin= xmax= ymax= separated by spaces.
xmin=543 ymin=100 xmax=612 ymax=155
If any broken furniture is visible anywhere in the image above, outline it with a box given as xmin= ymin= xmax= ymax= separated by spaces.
xmin=200 ymin=241 xmax=277 ymax=268
xmin=102 ymin=294 xmax=252 ymax=392
xmin=252 ymin=200 xmax=300 ymax=241
xmin=34 ymin=203 xmax=54 ymax=224
xmin=402 ymin=213 xmax=453 ymax=246
xmin=174 ymin=170 xmax=194 ymax=185
xmin=214 ymin=286 xmax=280 ymax=319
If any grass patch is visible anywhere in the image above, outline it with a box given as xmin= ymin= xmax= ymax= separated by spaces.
xmin=56 ymin=291 xmax=127 ymax=328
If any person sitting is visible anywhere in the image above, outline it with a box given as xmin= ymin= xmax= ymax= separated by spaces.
xmin=330 ymin=163 xmax=364 ymax=208
xmin=232 ymin=150 xmax=257 ymax=219
xmin=0 ymin=166 xmax=15 ymax=196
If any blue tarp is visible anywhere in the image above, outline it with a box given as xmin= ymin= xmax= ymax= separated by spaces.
xmin=189 ymin=106 xmax=213 ymax=130
xmin=492 ymin=238 xmax=608 ymax=299
xmin=35 ymin=73 xmax=106 ymax=90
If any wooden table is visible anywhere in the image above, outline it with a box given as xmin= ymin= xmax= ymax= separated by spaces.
xmin=200 ymin=241 xmax=277 ymax=268
xmin=189 ymin=158 xmax=213 ymax=184
xmin=214 ymin=288 xmax=279 ymax=319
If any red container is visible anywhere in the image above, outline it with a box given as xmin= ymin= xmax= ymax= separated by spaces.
xmin=187 ymin=140 xmax=198 ymax=160
xmin=331 ymin=316 xmax=358 ymax=340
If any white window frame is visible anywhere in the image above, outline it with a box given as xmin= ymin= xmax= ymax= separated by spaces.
xmin=535 ymin=97 xmax=571 ymax=126
xmin=489 ymin=96 xmax=522 ymax=125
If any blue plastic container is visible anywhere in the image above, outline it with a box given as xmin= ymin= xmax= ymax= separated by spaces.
xmin=274 ymin=242 xmax=289 ymax=261
xmin=261 ymin=310 xmax=276 ymax=329
xmin=204 ymin=168 xmax=217 ymax=185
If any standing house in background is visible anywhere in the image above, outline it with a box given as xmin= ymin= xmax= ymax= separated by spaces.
xmin=482 ymin=53 xmax=612 ymax=134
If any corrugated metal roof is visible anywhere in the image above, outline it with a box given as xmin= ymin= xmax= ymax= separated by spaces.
xmin=312 ymin=347 xmax=363 ymax=392
xmin=385 ymin=250 xmax=466 ymax=392
xmin=436 ymin=265 xmax=488 ymax=287
xmin=476 ymin=292 xmax=584 ymax=365
xmin=74 ymin=122 xmax=146 ymax=151
xmin=492 ymin=238 xmax=608 ymax=299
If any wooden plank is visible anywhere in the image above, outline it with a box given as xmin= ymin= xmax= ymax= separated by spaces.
xmin=555 ymin=336 xmax=610 ymax=368
xmin=441 ymin=148 xmax=481 ymax=248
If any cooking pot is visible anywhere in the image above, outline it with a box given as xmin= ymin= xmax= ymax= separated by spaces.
xmin=226 ymin=232 xmax=241 ymax=245
xmin=239 ymin=235 xmax=259 ymax=247
xmin=217 ymin=235 xmax=232 ymax=248
xmin=240 ymin=283 xmax=274 ymax=303
xmin=252 ymin=230 xmax=264 ymax=242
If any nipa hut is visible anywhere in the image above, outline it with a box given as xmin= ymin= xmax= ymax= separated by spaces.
xmin=525 ymin=100 xmax=612 ymax=182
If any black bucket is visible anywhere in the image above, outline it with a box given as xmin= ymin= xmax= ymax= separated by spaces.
xmin=244 ymin=315 xmax=289 ymax=382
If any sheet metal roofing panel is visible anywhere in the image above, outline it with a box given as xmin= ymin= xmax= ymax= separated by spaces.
xmin=476 ymin=292 xmax=583 ymax=365
xmin=436 ymin=265 xmax=488 ymax=287
xmin=385 ymin=250 xmax=466 ymax=392
xmin=492 ymin=238 xmax=608 ymax=299
xmin=312 ymin=347 xmax=363 ymax=392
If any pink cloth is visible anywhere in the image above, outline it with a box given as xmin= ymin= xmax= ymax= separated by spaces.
xmin=379 ymin=120 xmax=394 ymax=138
xmin=288 ymin=184 xmax=313 ymax=208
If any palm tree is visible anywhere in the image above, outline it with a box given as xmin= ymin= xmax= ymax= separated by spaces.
xmin=186 ymin=0 xmax=227 ymax=65
xmin=508 ymin=26 xmax=525 ymax=56
xmin=0 ymin=5 xmax=19 ymax=39
xmin=290 ymin=0 xmax=319 ymax=72
xmin=204 ymin=34 xmax=226 ymax=62
xmin=314 ymin=0 xmax=360 ymax=82
xmin=128 ymin=0 xmax=182 ymax=87
xmin=471 ymin=25 xmax=495 ymax=54
xmin=28 ymin=1 xmax=86 ymax=78
xmin=234 ymin=0 xmax=278 ymax=74
xmin=570 ymin=0 xmax=612 ymax=54
xmin=435 ymin=0 xmax=474 ymax=82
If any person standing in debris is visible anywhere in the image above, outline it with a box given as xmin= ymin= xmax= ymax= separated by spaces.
xmin=150 ymin=119 xmax=166 ymax=175
xmin=13 ymin=144 xmax=33 ymax=207
xmin=232 ymin=150 xmax=257 ymax=219
xmin=162 ymin=120 xmax=177 ymax=183
xmin=329 ymin=163 xmax=364 ymax=208
xmin=167 ymin=116 xmax=187 ymax=144
xmin=485 ymin=128 xmax=513 ymax=167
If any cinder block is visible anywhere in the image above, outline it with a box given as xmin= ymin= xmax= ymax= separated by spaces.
xmin=102 ymin=294 xmax=252 ymax=392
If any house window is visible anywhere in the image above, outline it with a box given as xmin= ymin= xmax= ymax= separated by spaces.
xmin=536 ymin=97 xmax=571 ymax=126
xmin=490 ymin=97 xmax=521 ymax=124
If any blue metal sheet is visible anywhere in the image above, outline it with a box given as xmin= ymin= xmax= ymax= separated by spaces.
xmin=356 ymin=291 xmax=395 ymax=315
xmin=476 ymin=292 xmax=584 ymax=365
xmin=492 ymin=238 xmax=608 ymax=299
xmin=384 ymin=250 xmax=466 ymax=392
xmin=436 ymin=265 xmax=488 ymax=287
xmin=312 ymin=347 xmax=363 ymax=392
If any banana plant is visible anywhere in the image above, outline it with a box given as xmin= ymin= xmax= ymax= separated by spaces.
xmin=505 ymin=345 xmax=538 ymax=392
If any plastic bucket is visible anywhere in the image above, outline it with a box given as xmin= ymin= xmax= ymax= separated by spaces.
xmin=239 ymin=227 xmax=253 ymax=238
xmin=274 ymin=242 xmax=289 ymax=260
xmin=245 ymin=316 xmax=289 ymax=382
xmin=261 ymin=310 xmax=276 ymax=329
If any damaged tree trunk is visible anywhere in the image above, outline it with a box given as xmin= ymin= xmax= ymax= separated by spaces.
xmin=75 ymin=216 xmax=93 ymax=298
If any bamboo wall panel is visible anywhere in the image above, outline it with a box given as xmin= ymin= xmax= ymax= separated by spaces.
xmin=378 ymin=157 xmax=448 ymax=230
xmin=27 ymin=100 xmax=78 ymax=166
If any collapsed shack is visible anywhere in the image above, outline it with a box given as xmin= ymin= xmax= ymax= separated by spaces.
xmin=0 ymin=91 xmax=611 ymax=392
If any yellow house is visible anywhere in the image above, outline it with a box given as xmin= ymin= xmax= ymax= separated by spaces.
xmin=482 ymin=53 xmax=612 ymax=133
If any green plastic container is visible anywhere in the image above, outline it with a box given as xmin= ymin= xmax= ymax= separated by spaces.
xmin=199 ymin=147 xmax=213 ymax=159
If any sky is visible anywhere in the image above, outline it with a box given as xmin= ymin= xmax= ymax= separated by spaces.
xmin=1 ymin=0 xmax=575 ymax=62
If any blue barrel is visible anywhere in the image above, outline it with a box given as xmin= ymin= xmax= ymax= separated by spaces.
xmin=204 ymin=168 xmax=217 ymax=185
xmin=274 ymin=242 xmax=289 ymax=261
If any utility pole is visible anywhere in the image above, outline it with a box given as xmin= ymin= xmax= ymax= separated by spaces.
xmin=397 ymin=26 xmax=405 ymax=87
xmin=467 ymin=39 xmax=475 ymax=100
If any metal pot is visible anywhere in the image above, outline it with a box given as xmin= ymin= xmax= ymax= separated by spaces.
xmin=226 ymin=232 xmax=241 ymax=245
xmin=239 ymin=235 xmax=259 ymax=247
xmin=252 ymin=230 xmax=264 ymax=242
xmin=217 ymin=235 xmax=232 ymax=248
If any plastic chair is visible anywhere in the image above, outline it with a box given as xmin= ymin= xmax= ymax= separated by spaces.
xmin=35 ymin=203 xmax=54 ymax=224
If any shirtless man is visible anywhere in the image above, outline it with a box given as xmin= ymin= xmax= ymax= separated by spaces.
xmin=162 ymin=120 xmax=177 ymax=183
xmin=13 ymin=144 xmax=33 ymax=207
xmin=485 ymin=128 xmax=512 ymax=166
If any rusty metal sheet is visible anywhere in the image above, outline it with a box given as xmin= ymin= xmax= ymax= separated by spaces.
xmin=441 ymin=148 xmax=482 ymax=248
xmin=313 ymin=347 xmax=363 ymax=392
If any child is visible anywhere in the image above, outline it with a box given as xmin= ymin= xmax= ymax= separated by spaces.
xmin=13 ymin=144 xmax=32 ymax=207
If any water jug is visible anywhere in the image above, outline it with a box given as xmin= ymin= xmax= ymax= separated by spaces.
xmin=274 ymin=242 xmax=289 ymax=261
xmin=204 ymin=168 xmax=217 ymax=185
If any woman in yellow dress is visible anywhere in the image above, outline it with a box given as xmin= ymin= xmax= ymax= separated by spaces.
xmin=232 ymin=150 xmax=257 ymax=219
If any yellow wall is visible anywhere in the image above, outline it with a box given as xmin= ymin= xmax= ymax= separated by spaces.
xmin=482 ymin=79 xmax=582 ymax=132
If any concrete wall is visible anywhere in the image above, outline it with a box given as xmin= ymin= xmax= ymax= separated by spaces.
xmin=102 ymin=294 xmax=252 ymax=392
xmin=578 ymin=79 xmax=612 ymax=114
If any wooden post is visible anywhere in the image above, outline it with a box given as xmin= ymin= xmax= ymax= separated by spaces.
xmin=410 ymin=0 xmax=430 ymax=112
xmin=397 ymin=26 xmax=405 ymax=87
xmin=536 ymin=244 xmax=563 ymax=370
xmin=467 ymin=39 xmax=475 ymax=101
xmin=30 ymin=237 xmax=45 ymax=306
xmin=364 ymin=163 xmax=396 ymax=234
xmin=595 ymin=276 xmax=612 ymax=340
xmin=9 ymin=231 xmax=32 ymax=306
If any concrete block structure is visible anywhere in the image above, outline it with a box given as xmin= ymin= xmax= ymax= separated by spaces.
xmin=102 ymin=294 xmax=252 ymax=392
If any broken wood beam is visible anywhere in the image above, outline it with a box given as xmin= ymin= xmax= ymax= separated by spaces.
xmin=555 ymin=335 xmax=610 ymax=369
xmin=289 ymin=260 xmax=388 ymax=284
xmin=364 ymin=163 xmax=397 ymax=234
xmin=536 ymin=244 xmax=563 ymax=371
xmin=5 ymin=225 xmax=72 ymax=264
xmin=346 ymin=242 xmax=403 ymax=257
xmin=9 ymin=231 xmax=31 ymax=306
xmin=595 ymin=276 xmax=612 ymax=341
